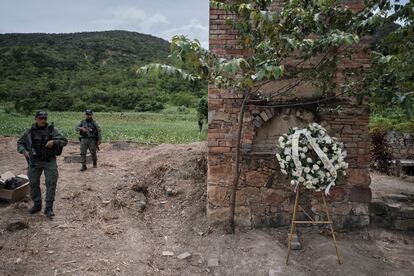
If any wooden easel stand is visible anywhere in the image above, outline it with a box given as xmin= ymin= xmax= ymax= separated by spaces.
xmin=286 ymin=187 xmax=341 ymax=265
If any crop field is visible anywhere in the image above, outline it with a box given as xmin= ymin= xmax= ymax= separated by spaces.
xmin=0 ymin=107 xmax=207 ymax=144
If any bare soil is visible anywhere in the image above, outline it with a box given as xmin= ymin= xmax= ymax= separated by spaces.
xmin=0 ymin=137 xmax=413 ymax=276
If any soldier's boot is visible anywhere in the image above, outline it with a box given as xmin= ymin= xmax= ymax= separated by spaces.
xmin=44 ymin=202 xmax=55 ymax=219
xmin=29 ymin=201 xmax=42 ymax=214
xmin=80 ymin=164 xmax=87 ymax=171
xmin=93 ymin=160 xmax=97 ymax=168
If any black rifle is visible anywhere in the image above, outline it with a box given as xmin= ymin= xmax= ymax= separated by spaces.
xmin=80 ymin=121 xmax=100 ymax=151
xmin=26 ymin=128 xmax=35 ymax=166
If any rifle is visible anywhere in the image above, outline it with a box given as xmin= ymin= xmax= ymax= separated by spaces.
xmin=80 ymin=121 xmax=100 ymax=151
xmin=96 ymin=136 xmax=100 ymax=151
xmin=26 ymin=128 xmax=35 ymax=166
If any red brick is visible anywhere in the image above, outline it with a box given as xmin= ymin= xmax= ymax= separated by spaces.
xmin=348 ymin=186 xmax=372 ymax=203
xmin=209 ymin=147 xmax=231 ymax=153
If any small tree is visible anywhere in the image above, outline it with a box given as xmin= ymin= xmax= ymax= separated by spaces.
xmin=197 ymin=96 xmax=208 ymax=132
xmin=138 ymin=0 xmax=393 ymax=233
xmin=364 ymin=0 xmax=414 ymax=117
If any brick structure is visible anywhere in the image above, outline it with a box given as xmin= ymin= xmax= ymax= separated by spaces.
xmin=207 ymin=1 xmax=372 ymax=230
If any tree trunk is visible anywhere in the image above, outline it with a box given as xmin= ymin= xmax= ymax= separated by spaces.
xmin=228 ymin=90 xmax=250 ymax=233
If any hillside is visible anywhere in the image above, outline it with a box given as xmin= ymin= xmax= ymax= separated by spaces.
xmin=0 ymin=31 xmax=206 ymax=113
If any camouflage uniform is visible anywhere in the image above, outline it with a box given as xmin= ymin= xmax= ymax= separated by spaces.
xmin=75 ymin=118 xmax=102 ymax=169
xmin=17 ymin=123 xmax=68 ymax=214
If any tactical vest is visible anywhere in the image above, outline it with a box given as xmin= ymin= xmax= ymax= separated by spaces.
xmin=30 ymin=126 xmax=55 ymax=161
xmin=80 ymin=120 xmax=98 ymax=138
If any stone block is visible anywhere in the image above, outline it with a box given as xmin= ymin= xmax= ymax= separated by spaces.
xmin=333 ymin=214 xmax=369 ymax=230
xmin=348 ymin=186 xmax=372 ymax=203
xmin=267 ymin=212 xmax=290 ymax=227
xmin=208 ymin=186 xmax=230 ymax=207
xmin=253 ymin=118 xmax=263 ymax=128
xmin=327 ymin=187 xmax=347 ymax=202
xmin=331 ymin=202 xmax=353 ymax=216
xmin=63 ymin=154 xmax=92 ymax=164
xmin=259 ymin=111 xmax=269 ymax=122
xmin=235 ymin=206 xmax=252 ymax=228
xmin=347 ymin=168 xmax=371 ymax=187
xmin=245 ymin=171 xmax=269 ymax=187
xmin=262 ymin=189 xmax=286 ymax=206
xmin=211 ymin=111 xmax=231 ymax=122
xmin=209 ymin=147 xmax=231 ymax=153
xmin=287 ymin=233 xmax=302 ymax=250
xmin=351 ymin=203 xmax=369 ymax=216
xmin=236 ymin=187 xmax=260 ymax=205
xmin=400 ymin=207 xmax=414 ymax=219
xmin=111 ymin=141 xmax=130 ymax=151
xmin=394 ymin=219 xmax=414 ymax=231
xmin=207 ymin=207 xmax=229 ymax=225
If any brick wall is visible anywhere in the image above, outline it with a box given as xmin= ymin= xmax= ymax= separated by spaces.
xmin=207 ymin=0 xmax=371 ymax=229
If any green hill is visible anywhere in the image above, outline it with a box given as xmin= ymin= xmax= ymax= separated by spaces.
xmin=0 ymin=31 xmax=206 ymax=113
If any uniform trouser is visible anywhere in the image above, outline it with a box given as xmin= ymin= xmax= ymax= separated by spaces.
xmin=28 ymin=158 xmax=58 ymax=207
xmin=80 ymin=137 xmax=97 ymax=165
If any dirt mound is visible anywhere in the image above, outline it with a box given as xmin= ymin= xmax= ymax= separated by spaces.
xmin=114 ymin=142 xmax=208 ymax=224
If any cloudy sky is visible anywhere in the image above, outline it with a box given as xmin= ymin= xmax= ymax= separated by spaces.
xmin=0 ymin=0 xmax=409 ymax=49
xmin=0 ymin=0 xmax=209 ymax=48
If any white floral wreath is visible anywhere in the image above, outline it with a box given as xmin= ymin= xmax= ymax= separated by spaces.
xmin=276 ymin=123 xmax=348 ymax=195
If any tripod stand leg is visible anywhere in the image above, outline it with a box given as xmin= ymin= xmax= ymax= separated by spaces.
xmin=322 ymin=193 xmax=341 ymax=264
xmin=286 ymin=187 xmax=300 ymax=265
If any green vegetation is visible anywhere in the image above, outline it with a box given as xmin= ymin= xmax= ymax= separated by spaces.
xmin=369 ymin=110 xmax=414 ymax=133
xmin=0 ymin=31 xmax=207 ymax=114
xmin=0 ymin=106 xmax=207 ymax=144
xmin=364 ymin=1 xmax=414 ymax=132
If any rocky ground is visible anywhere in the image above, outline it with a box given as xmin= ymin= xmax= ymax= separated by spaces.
xmin=0 ymin=137 xmax=413 ymax=276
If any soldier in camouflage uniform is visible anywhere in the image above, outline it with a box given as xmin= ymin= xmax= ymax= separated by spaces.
xmin=17 ymin=111 xmax=68 ymax=218
xmin=75 ymin=110 xmax=102 ymax=171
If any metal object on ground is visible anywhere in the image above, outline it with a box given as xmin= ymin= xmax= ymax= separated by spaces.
xmin=0 ymin=175 xmax=30 ymax=202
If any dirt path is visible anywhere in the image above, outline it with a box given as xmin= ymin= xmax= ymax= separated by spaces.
xmin=1 ymin=137 xmax=413 ymax=276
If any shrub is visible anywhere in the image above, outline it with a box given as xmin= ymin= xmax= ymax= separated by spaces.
xmin=47 ymin=92 xmax=75 ymax=111
xmin=197 ymin=96 xmax=208 ymax=121
xmin=88 ymin=103 xmax=110 ymax=112
xmin=2 ymin=102 xmax=16 ymax=114
xmin=177 ymin=105 xmax=190 ymax=114
xmin=170 ymin=92 xmax=197 ymax=107
xmin=135 ymin=99 xmax=164 ymax=112
xmin=14 ymin=98 xmax=38 ymax=115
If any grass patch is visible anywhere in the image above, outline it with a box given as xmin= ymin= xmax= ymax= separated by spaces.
xmin=369 ymin=111 xmax=414 ymax=133
xmin=0 ymin=107 xmax=207 ymax=144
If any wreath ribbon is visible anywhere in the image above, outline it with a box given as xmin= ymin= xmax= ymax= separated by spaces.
xmin=292 ymin=129 xmax=337 ymax=195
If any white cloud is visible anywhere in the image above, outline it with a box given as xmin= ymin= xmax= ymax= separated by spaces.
xmin=160 ymin=19 xmax=209 ymax=49
xmin=93 ymin=7 xmax=168 ymax=33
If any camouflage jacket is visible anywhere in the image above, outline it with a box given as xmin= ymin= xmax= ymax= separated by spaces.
xmin=75 ymin=119 xmax=102 ymax=140
xmin=17 ymin=123 xmax=68 ymax=157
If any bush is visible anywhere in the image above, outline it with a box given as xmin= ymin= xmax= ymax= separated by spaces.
xmin=2 ymin=102 xmax=16 ymax=114
xmin=135 ymin=99 xmax=164 ymax=112
xmin=177 ymin=105 xmax=190 ymax=114
xmin=72 ymin=100 xmax=88 ymax=112
xmin=170 ymin=92 xmax=197 ymax=107
xmin=47 ymin=92 xmax=75 ymax=111
xmin=88 ymin=103 xmax=111 ymax=112
xmin=197 ymin=96 xmax=208 ymax=121
xmin=14 ymin=98 xmax=38 ymax=115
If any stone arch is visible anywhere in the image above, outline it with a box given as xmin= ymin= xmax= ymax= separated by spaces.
xmin=250 ymin=107 xmax=316 ymax=154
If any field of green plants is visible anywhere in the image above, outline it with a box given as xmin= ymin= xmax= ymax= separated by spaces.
xmin=0 ymin=106 xmax=207 ymax=144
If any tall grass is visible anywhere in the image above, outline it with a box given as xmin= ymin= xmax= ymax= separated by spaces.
xmin=0 ymin=107 xmax=207 ymax=144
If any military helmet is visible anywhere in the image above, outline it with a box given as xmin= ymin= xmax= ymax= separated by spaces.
xmin=85 ymin=109 xmax=93 ymax=115
xmin=35 ymin=110 xmax=48 ymax=119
